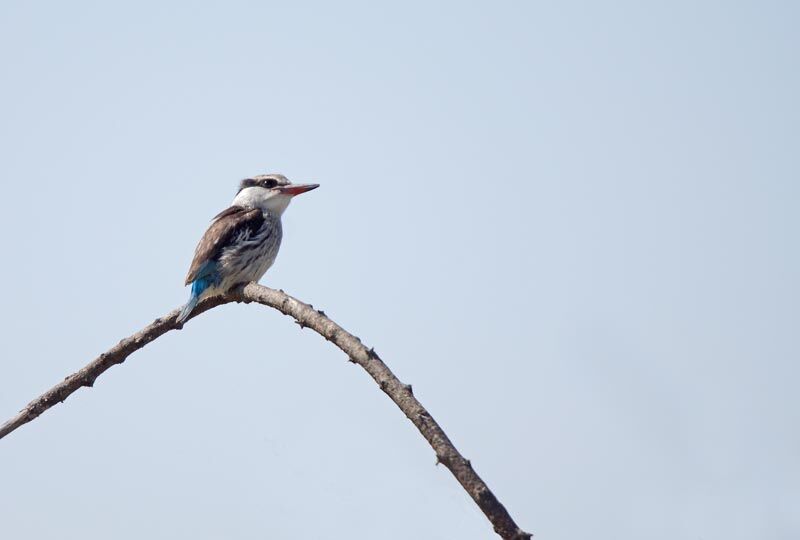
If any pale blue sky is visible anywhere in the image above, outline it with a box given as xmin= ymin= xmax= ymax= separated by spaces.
xmin=0 ymin=2 xmax=798 ymax=539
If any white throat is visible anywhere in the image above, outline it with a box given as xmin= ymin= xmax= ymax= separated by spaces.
xmin=232 ymin=187 xmax=292 ymax=217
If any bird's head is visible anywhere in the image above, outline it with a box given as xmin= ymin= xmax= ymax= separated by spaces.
xmin=232 ymin=174 xmax=319 ymax=216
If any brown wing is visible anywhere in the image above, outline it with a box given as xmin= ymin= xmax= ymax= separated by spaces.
xmin=184 ymin=206 xmax=265 ymax=284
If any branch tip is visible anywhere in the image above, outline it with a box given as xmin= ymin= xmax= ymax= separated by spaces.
xmin=0 ymin=284 xmax=530 ymax=540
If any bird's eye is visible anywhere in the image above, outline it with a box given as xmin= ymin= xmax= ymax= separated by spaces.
xmin=262 ymin=179 xmax=278 ymax=188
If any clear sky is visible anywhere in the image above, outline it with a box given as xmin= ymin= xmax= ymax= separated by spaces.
xmin=0 ymin=2 xmax=797 ymax=539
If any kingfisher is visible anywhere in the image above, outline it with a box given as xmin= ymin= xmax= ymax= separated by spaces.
xmin=177 ymin=173 xmax=319 ymax=323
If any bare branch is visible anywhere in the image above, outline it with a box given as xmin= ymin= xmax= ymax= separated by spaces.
xmin=0 ymin=283 xmax=531 ymax=540
xmin=0 ymin=295 xmax=230 ymax=440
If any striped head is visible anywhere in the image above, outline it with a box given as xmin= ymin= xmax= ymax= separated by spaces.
xmin=232 ymin=174 xmax=319 ymax=216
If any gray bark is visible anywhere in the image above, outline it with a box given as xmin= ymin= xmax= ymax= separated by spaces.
xmin=0 ymin=283 xmax=531 ymax=540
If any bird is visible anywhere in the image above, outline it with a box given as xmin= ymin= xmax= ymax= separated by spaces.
xmin=177 ymin=173 xmax=319 ymax=323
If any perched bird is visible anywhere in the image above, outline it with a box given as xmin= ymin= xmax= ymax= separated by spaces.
xmin=177 ymin=174 xmax=319 ymax=323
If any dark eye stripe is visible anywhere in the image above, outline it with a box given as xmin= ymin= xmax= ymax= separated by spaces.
xmin=239 ymin=179 xmax=256 ymax=190
xmin=238 ymin=177 xmax=280 ymax=194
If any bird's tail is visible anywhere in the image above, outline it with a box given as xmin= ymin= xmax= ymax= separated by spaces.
xmin=177 ymin=278 xmax=212 ymax=324
xmin=177 ymin=295 xmax=199 ymax=324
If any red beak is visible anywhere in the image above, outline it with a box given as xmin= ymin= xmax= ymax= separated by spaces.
xmin=279 ymin=183 xmax=320 ymax=196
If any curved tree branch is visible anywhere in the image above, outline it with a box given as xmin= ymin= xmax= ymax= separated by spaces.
xmin=0 ymin=283 xmax=531 ymax=540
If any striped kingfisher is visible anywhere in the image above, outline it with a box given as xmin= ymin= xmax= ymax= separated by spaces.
xmin=177 ymin=174 xmax=319 ymax=323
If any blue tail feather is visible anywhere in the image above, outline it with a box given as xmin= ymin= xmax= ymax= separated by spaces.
xmin=177 ymin=275 xmax=216 ymax=323
xmin=177 ymin=295 xmax=199 ymax=324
